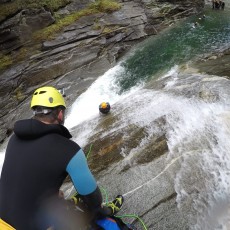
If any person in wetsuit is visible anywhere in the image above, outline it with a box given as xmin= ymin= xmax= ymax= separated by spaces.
xmin=0 ymin=86 xmax=122 ymax=230
xmin=99 ymin=102 xmax=111 ymax=115
xmin=220 ymin=1 xmax=225 ymax=9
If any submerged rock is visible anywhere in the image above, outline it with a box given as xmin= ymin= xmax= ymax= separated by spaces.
xmin=191 ymin=48 xmax=230 ymax=79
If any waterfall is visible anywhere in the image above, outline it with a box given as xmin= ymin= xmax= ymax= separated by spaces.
xmin=67 ymin=64 xmax=230 ymax=229
xmin=1 ymin=3 xmax=230 ymax=229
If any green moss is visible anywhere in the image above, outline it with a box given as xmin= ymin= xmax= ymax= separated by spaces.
xmin=14 ymin=87 xmax=25 ymax=101
xmin=0 ymin=0 xmax=71 ymax=22
xmin=0 ymin=46 xmax=40 ymax=71
xmin=33 ymin=8 xmax=98 ymax=40
xmin=92 ymin=22 xmax=102 ymax=31
xmin=102 ymin=25 xmax=120 ymax=34
xmin=0 ymin=55 xmax=13 ymax=70
xmin=160 ymin=6 xmax=172 ymax=14
xmin=33 ymin=0 xmax=121 ymax=41
xmin=0 ymin=0 xmax=121 ymax=70
xmin=89 ymin=0 xmax=121 ymax=13
xmin=1 ymin=0 xmax=121 ymax=40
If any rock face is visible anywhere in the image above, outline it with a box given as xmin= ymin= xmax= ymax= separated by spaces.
xmin=0 ymin=7 xmax=55 ymax=54
xmin=59 ymin=63 xmax=230 ymax=229
xmin=191 ymin=48 xmax=230 ymax=79
xmin=0 ymin=0 xmax=204 ymax=143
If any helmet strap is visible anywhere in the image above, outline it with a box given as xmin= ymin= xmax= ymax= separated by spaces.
xmin=33 ymin=108 xmax=52 ymax=115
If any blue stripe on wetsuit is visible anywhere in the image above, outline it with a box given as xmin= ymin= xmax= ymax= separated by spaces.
xmin=66 ymin=149 xmax=97 ymax=195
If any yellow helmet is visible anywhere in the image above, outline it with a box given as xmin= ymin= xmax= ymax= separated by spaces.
xmin=100 ymin=102 xmax=107 ymax=109
xmin=30 ymin=86 xmax=66 ymax=109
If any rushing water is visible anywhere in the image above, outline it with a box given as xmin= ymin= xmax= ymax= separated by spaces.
xmin=65 ymin=4 xmax=230 ymax=131
xmin=114 ymin=5 xmax=230 ymax=92
xmin=1 ymin=2 xmax=230 ymax=229
xmin=65 ymin=4 xmax=230 ymax=230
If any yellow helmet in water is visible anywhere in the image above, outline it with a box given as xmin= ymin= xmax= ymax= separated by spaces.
xmin=30 ymin=86 xmax=66 ymax=109
xmin=100 ymin=102 xmax=107 ymax=109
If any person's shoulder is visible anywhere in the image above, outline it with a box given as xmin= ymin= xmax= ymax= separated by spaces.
xmin=50 ymin=133 xmax=81 ymax=151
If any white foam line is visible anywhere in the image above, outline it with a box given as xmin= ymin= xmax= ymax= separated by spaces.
xmin=122 ymin=152 xmax=196 ymax=197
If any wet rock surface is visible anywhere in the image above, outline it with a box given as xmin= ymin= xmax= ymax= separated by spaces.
xmin=0 ymin=0 xmax=204 ymax=143
xmin=191 ymin=48 xmax=230 ymax=79
xmin=60 ymin=67 xmax=230 ymax=229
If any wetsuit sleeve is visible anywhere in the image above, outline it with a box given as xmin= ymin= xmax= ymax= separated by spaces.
xmin=66 ymin=149 xmax=97 ymax=195
xmin=66 ymin=149 xmax=103 ymax=211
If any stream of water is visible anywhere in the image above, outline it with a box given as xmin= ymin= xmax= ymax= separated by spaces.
xmin=64 ymin=4 xmax=230 ymax=229
xmin=65 ymin=4 xmax=230 ymax=130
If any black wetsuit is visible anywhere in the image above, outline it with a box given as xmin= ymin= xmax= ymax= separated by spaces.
xmin=0 ymin=119 xmax=102 ymax=230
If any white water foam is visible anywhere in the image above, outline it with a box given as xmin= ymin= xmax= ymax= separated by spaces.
xmin=1 ymin=64 xmax=230 ymax=229
xmin=72 ymin=66 xmax=230 ymax=229
xmin=65 ymin=64 xmax=142 ymax=130
xmin=67 ymin=63 xmax=230 ymax=229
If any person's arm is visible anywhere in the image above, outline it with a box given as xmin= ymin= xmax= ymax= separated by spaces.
xmin=66 ymin=150 xmax=121 ymax=219
xmin=66 ymin=149 xmax=103 ymax=211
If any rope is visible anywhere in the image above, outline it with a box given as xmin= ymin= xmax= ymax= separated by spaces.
xmin=122 ymin=154 xmax=186 ymax=198
xmin=86 ymin=143 xmax=93 ymax=159
xmin=85 ymin=144 xmax=196 ymax=229
xmin=100 ymin=186 xmax=109 ymax=204
xmin=82 ymin=142 xmax=198 ymax=230
xmin=85 ymin=144 xmax=148 ymax=229
xmin=112 ymin=155 xmax=189 ymax=229
xmin=115 ymin=214 xmax=148 ymax=230
xmin=86 ymin=143 xmax=188 ymax=198
xmin=101 ymin=185 xmax=148 ymax=230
